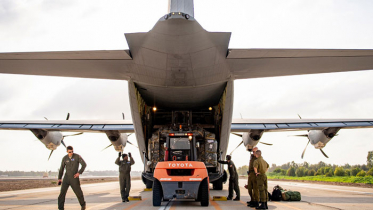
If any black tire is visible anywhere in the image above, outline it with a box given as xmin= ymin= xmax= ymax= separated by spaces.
xmin=146 ymin=180 xmax=153 ymax=189
xmin=213 ymin=178 xmax=223 ymax=190
xmin=153 ymin=180 xmax=162 ymax=206
xmin=200 ymin=179 xmax=209 ymax=207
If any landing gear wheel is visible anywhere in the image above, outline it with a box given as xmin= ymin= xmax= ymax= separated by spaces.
xmin=146 ymin=180 xmax=153 ymax=189
xmin=213 ymin=178 xmax=223 ymax=190
xmin=200 ymin=179 xmax=209 ymax=206
xmin=152 ymin=180 xmax=162 ymax=206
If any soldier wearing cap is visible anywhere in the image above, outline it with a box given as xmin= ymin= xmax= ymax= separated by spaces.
xmin=116 ymin=152 xmax=135 ymax=202
xmin=218 ymin=155 xmax=240 ymax=201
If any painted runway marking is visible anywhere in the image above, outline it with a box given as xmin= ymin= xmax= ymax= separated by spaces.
xmin=0 ymin=182 xmax=117 ymax=197
xmin=210 ymin=199 xmax=222 ymax=210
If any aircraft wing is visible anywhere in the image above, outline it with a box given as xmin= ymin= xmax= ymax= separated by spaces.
xmin=231 ymin=118 xmax=373 ymax=132
xmin=227 ymin=49 xmax=373 ymax=79
xmin=0 ymin=50 xmax=134 ymax=80
xmin=0 ymin=120 xmax=134 ymax=133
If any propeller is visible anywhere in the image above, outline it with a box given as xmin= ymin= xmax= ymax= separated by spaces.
xmin=66 ymin=113 xmax=70 ymax=120
xmin=102 ymin=144 xmax=113 ymax=151
xmin=231 ymin=133 xmax=273 ymax=146
xmin=61 ymin=132 xmax=83 ymax=148
xmin=126 ymin=140 xmax=138 ymax=148
xmin=292 ymin=133 xmax=329 ymax=159
xmin=229 ymin=141 xmax=243 ymax=156
xmin=301 ymin=139 xmax=310 ymax=159
xmin=122 ymin=113 xmax=125 ymax=120
xmin=48 ymin=150 xmax=54 ymax=161
xmin=259 ymin=142 xmax=273 ymax=146
xmin=320 ymin=148 xmax=329 ymax=158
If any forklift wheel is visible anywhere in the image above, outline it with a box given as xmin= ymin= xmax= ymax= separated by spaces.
xmin=200 ymin=179 xmax=209 ymax=206
xmin=152 ymin=180 xmax=162 ymax=206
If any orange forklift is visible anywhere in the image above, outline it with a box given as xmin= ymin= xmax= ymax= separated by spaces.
xmin=152 ymin=132 xmax=210 ymax=206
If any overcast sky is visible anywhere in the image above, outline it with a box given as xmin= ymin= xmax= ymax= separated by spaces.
xmin=1 ymin=0 xmax=373 ymax=172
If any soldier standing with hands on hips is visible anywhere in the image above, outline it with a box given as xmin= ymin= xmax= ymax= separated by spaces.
xmin=253 ymin=150 xmax=269 ymax=209
xmin=116 ymin=152 xmax=135 ymax=202
xmin=58 ymin=146 xmax=87 ymax=210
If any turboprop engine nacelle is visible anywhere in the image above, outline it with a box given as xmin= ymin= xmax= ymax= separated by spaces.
xmin=242 ymin=130 xmax=264 ymax=151
xmin=105 ymin=131 xmax=128 ymax=152
xmin=308 ymin=128 xmax=339 ymax=149
xmin=31 ymin=129 xmax=63 ymax=150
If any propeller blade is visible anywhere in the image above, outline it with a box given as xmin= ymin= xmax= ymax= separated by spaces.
xmin=231 ymin=133 xmax=243 ymax=138
xmin=122 ymin=113 xmax=125 ymax=120
xmin=290 ymin=134 xmax=309 ymax=137
xmin=301 ymin=140 xmax=310 ymax=159
xmin=229 ymin=141 xmax=243 ymax=156
xmin=259 ymin=142 xmax=273 ymax=146
xmin=66 ymin=113 xmax=70 ymax=120
xmin=127 ymin=140 xmax=138 ymax=148
xmin=101 ymin=144 xmax=112 ymax=151
xmin=44 ymin=117 xmax=48 ymax=120
xmin=63 ymin=132 xmax=83 ymax=137
xmin=320 ymin=148 xmax=329 ymax=158
xmin=297 ymin=114 xmax=302 ymax=119
xmin=48 ymin=150 xmax=54 ymax=161
xmin=61 ymin=140 xmax=66 ymax=148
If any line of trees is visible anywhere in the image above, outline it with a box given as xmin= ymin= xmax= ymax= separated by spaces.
xmin=237 ymin=151 xmax=373 ymax=177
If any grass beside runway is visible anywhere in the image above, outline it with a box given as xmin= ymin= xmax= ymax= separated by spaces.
xmin=267 ymin=175 xmax=373 ymax=184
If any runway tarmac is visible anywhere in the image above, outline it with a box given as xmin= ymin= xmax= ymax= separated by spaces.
xmin=0 ymin=178 xmax=372 ymax=210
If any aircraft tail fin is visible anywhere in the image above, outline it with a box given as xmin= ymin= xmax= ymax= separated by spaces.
xmin=168 ymin=0 xmax=194 ymax=17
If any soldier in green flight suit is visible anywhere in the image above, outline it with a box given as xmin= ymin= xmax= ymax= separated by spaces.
xmin=58 ymin=146 xmax=87 ymax=210
xmin=116 ymin=152 xmax=135 ymax=202
xmin=253 ymin=150 xmax=269 ymax=210
xmin=247 ymin=147 xmax=259 ymax=208
xmin=218 ymin=155 xmax=240 ymax=201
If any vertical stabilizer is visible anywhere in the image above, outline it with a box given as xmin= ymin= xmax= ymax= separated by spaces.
xmin=168 ymin=0 xmax=194 ymax=17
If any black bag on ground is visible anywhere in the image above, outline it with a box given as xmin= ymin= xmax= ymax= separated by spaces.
xmin=268 ymin=192 xmax=272 ymax=201
xmin=271 ymin=185 xmax=283 ymax=201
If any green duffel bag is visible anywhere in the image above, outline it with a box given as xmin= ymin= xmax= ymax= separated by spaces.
xmin=282 ymin=191 xmax=301 ymax=201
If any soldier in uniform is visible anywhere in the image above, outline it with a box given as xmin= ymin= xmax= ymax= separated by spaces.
xmin=58 ymin=146 xmax=87 ymax=210
xmin=218 ymin=155 xmax=240 ymax=201
xmin=247 ymin=147 xmax=259 ymax=207
xmin=253 ymin=150 xmax=269 ymax=209
xmin=116 ymin=152 xmax=135 ymax=202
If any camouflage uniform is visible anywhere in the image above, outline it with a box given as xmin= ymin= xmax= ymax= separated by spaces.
xmin=248 ymin=154 xmax=259 ymax=202
xmin=58 ymin=153 xmax=87 ymax=210
xmin=253 ymin=156 xmax=269 ymax=202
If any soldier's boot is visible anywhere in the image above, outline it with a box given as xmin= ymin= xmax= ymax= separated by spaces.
xmin=226 ymin=196 xmax=232 ymax=200
xmin=249 ymin=201 xmax=258 ymax=207
xmin=265 ymin=202 xmax=268 ymax=209
xmin=81 ymin=204 xmax=86 ymax=210
xmin=246 ymin=201 xmax=252 ymax=205
xmin=233 ymin=196 xmax=240 ymax=201
xmin=256 ymin=202 xmax=266 ymax=209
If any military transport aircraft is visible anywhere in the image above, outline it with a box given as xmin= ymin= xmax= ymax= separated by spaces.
xmin=1 ymin=0 xmax=373 ymax=187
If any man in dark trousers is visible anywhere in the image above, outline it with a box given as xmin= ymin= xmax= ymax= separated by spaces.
xmin=218 ymin=155 xmax=240 ymax=200
xmin=58 ymin=146 xmax=87 ymax=210
xmin=116 ymin=152 xmax=135 ymax=202
xmin=247 ymin=147 xmax=259 ymax=207
xmin=253 ymin=150 xmax=269 ymax=209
